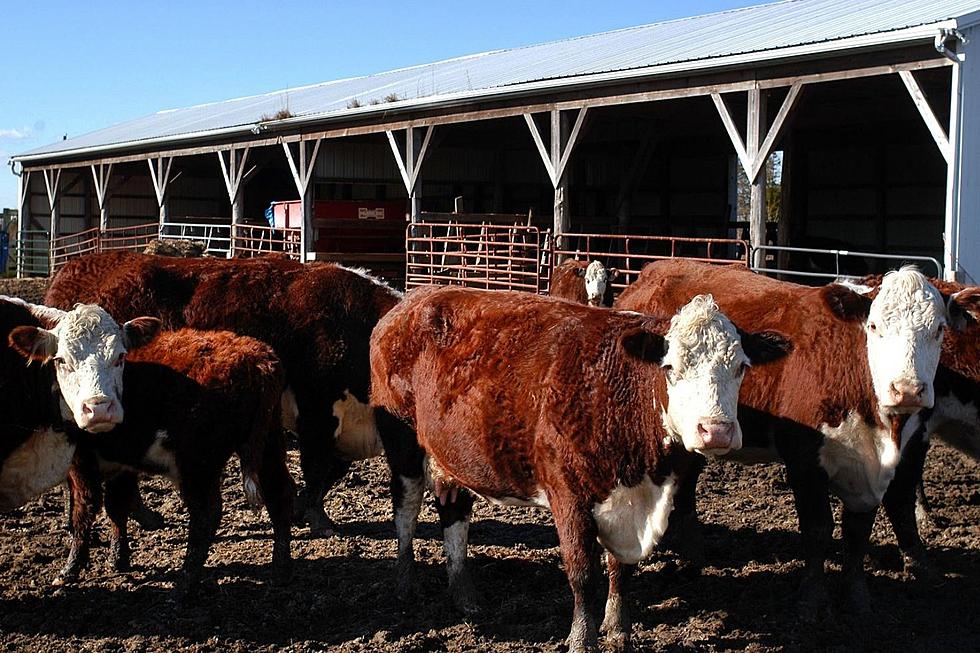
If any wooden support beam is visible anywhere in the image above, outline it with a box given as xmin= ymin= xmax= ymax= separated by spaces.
xmin=90 ymin=163 xmax=113 ymax=231
xmin=899 ymin=70 xmax=952 ymax=163
xmin=283 ymin=138 xmax=323 ymax=261
xmin=747 ymin=89 xmax=767 ymax=269
xmin=148 ymin=156 xmax=177 ymax=230
xmin=387 ymin=126 xmax=434 ymax=221
xmin=749 ymin=82 xmax=804 ymax=182
xmin=524 ymin=108 xmax=588 ymax=188
xmin=18 ymin=170 xmax=30 ymax=214
xmin=218 ymin=147 xmax=251 ymax=258
xmin=712 ymin=94 xmax=752 ymax=174
xmin=42 ymin=168 xmax=61 ymax=238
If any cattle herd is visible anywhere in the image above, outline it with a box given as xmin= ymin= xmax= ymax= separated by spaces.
xmin=1 ymin=251 xmax=979 ymax=652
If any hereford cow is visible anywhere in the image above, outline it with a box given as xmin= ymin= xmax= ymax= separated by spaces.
xmin=46 ymin=251 xmax=401 ymax=535
xmin=370 ymin=287 xmax=791 ymax=652
xmin=615 ymin=259 xmax=954 ymax=615
xmin=1 ymin=298 xmax=160 ymax=511
xmin=549 ymin=259 xmax=620 ymax=307
xmin=850 ymin=277 xmax=980 ymax=552
xmin=48 ymin=329 xmax=293 ymax=595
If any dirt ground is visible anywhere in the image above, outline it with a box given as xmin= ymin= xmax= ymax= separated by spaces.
xmin=0 ymin=278 xmax=50 ymax=304
xmin=1 ymin=440 xmax=978 ymax=653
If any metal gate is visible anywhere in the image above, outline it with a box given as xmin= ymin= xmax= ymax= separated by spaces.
xmin=553 ymin=232 xmax=751 ymax=289
xmin=406 ymin=219 xmax=548 ymax=292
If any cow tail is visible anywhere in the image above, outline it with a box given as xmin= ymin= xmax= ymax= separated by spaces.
xmin=240 ymin=359 xmax=286 ymax=512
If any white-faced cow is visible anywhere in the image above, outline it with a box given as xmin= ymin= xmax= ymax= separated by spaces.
xmin=370 ymin=287 xmax=790 ymax=652
xmin=46 ymin=252 xmax=401 ymax=536
xmin=57 ymin=328 xmax=293 ymax=596
xmin=615 ymin=260 xmax=952 ymax=615
xmin=549 ymin=259 xmax=621 ymax=307
xmin=0 ymin=298 xmax=160 ymax=512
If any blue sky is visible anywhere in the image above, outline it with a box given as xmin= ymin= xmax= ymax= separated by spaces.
xmin=1 ymin=0 xmax=763 ymax=209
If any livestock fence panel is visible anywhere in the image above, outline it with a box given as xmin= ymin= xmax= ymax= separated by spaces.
xmin=100 ymin=222 xmax=159 ymax=252
xmin=406 ymin=221 xmax=548 ymax=293
xmin=13 ymin=230 xmax=50 ymax=278
xmin=552 ymin=233 xmax=751 ymax=290
xmin=160 ymin=221 xmax=231 ymax=258
xmin=233 ymin=224 xmax=302 ymax=260
xmin=50 ymin=228 xmax=101 ymax=274
xmin=751 ymin=245 xmax=943 ymax=282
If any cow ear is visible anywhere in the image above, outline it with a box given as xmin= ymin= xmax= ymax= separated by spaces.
xmin=821 ymin=284 xmax=872 ymax=322
xmin=619 ymin=327 xmax=666 ymax=364
xmin=575 ymin=267 xmax=588 ymax=278
xmin=739 ymin=329 xmax=792 ymax=365
xmin=948 ymin=288 xmax=980 ymax=331
xmin=123 ymin=317 xmax=162 ymax=350
xmin=8 ymin=326 xmax=57 ymax=363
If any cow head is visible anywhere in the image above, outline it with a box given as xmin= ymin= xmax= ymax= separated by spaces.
xmin=7 ymin=302 xmax=161 ymax=432
xmin=620 ymin=294 xmax=791 ymax=456
xmin=825 ymin=267 xmax=947 ymax=415
xmin=576 ymin=261 xmax=619 ymax=307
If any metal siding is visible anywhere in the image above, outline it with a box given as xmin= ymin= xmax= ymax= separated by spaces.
xmin=951 ymin=23 xmax=980 ymax=281
xmin=18 ymin=0 xmax=980 ymax=160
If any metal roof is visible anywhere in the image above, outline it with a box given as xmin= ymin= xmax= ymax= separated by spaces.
xmin=15 ymin=0 xmax=980 ymax=162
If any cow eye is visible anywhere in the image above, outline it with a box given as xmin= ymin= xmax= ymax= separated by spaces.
xmin=52 ymin=357 xmax=64 ymax=367
xmin=739 ymin=362 xmax=750 ymax=375
xmin=868 ymin=322 xmax=878 ymax=334
xmin=661 ymin=364 xmax=675 ymax=382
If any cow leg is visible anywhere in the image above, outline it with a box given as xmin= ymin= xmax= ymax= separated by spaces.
xmin=663 ymin=455 xmax=706 ymax=569
xmin=256 ymin=436 xmax=295 ymax=581
xmin=882 ymin=432 xmax=936 ymax=583
xmin=376 ymin=408 xmax=426 ymax=600
xmin=130 ymin=485 xmax=166 ymax=531
xmin=553 ymin=499 xmax=602 ymax=653
xmin=840 ymin=508 xmax=876 ymax=617
xmin=782 ymin=456 xmax=833 ymax=619
xmin=55 ymin=451 xmax=102 ymax=586
xmin=177 ymin=473 xmax=222 ymax=598
xmin=601 ymin=553 xmax=636 ymax=652
xmin=104 ymin=472 xmax=139 ymax=572
xmin=915 ymin=480 xmax=936 ymax=533
xmin=434 ymin=487 xmax=481 ymax=615
xmin=295 ymin=414 xmax=348 ymax=537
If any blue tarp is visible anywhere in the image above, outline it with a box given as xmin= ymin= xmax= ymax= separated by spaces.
xmin=0 ymin=232 xmax=8 ymax=272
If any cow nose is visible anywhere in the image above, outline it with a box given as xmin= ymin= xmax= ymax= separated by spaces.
xmin=82 ymin=397 xmax=117 ymax=423
xmin=889 ymin=380 xmax=925 ymax=406
xmin=697 ymin=421 xmax=735 ymax=449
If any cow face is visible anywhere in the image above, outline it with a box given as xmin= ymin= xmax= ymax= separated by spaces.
xmin=8 ymin=303 xmax=161 ymax=432
xmin=621 ymin=295 xmax=791 ymax=456
xmin=864 ymin=268 xmax=946 ymax=415
xmin=576 ymin=261 xmax=618 ymax=307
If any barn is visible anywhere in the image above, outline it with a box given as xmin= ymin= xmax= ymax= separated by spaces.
xmin=9 ymin=0 xmax=980 ymax=286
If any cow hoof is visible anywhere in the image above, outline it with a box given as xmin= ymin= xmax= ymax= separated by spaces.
xmin=796 ymin=577 xmax=831 ymax=623
xmin=132 ymin=505 xmax=166 ymax=531
xmin=565 ymin=632 xmax=600 ymax=653
xmin=449 ymin=579 xmax=483 ymax=616
xmin=603 ymin=631 xmax=632 ymax=653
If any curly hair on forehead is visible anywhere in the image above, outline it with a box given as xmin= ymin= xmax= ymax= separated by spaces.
xmin=61 ymin=304 xmax=120 ymax=341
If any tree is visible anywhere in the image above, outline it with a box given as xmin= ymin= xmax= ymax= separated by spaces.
xmin=736 ymin=152 xmax=782 ymax=223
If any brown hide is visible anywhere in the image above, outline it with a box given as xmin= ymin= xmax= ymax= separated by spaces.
xmin=371 ymin=286 xmax=681 ymax=505
xmin=615 ymin=259 xmax=878 ymax=434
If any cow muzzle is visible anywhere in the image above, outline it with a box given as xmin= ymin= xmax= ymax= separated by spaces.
xmin=884 ymin=379 xmax=928 ymax=413
xmin=78 ymin=396 xmax=121 ymax=432
xmin=695 ymin=420 xmax=737 ymax=451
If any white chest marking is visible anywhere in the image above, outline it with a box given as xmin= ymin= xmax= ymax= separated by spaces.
xmin=332 ymin=389 xmax=384 ymax=460
xmin=281 ymin=386 xmax=300 ymax=433
xmin=818 ymin=411 xmax=899 ymax=512
xmin=0 ymin=428 xmax=74 ymax=511
xmin=592 ymin=474 xmax=677 ymax=565
xmin=143 ymin=429 xmax=180 ymax=484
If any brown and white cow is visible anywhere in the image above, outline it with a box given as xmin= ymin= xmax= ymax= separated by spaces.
xmin=370 ymin=287 xmax=790 ymax=652
xmin=55 ymin=328 xmax=293 ymax=595
xmin=1 ymin=298 xmax=159 ymax=512
xmin=549 ymin=259 xmax=620 ymax=307
xmin=615 ymin=259 xmax=952 ymax=614
xmin=46 ymin=251 xmax=401 ymax=535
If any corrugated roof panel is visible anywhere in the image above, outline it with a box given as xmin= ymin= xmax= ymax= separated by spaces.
xmin=17 ymin=0 xmax=979 ymax=160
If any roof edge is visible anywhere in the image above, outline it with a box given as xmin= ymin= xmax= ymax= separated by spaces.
xmin=12 ymin=20 xmax=957 ymax=166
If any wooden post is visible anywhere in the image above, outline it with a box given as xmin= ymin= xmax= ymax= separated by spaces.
xmin=387 ymin=126 xmax=434 ymax=222
xmin=16 ymin=171 xmax=30 ymax=278
xmin=43 ymin=168 xmax=61 ymax=253
xmin=217 ymin=147 xmax=254 ymax=258
xmin=91 ymin=163 xmax=113 ymax=231
xmin=747 ymin=89 xmax=767 ymax=269
xmin=148 ymin=157 xmax=176 ymax=234
xmin=944 ymin=61 xmax=963 ymax=281
xmin=283 ymin=138 xmax=322 ymax=262
xmin=777 ymin=134 xmax=794 ymax=277
xmin=524 ymin=107 xmax=587 ymax=258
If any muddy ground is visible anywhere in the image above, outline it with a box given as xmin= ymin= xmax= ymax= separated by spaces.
xmin=1 ymin=441 xmax=978 ymax=652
